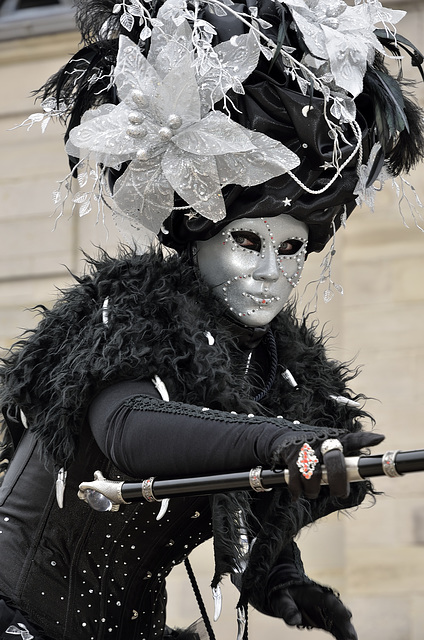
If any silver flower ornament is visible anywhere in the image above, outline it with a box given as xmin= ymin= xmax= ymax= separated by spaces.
xmin=282 ymin=0 xmax=405 ymax=98
xmin=66 ymin=25 xmax=300 ymax=234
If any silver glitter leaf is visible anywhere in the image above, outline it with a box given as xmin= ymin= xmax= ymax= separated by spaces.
xmin=150 ymin=21 xmax=193 ymax=76
xmin=40 ymin=118 xmax=51 ymax=134
xmin=255 ymin=18 xmax=272 ymax=29
xmin=231 ymin=77 xmax=245 ymax=95
xmin=196 ymin=19 xmax=217 ymax=35
xmin=205 ymin=2 xmax=228 ymax=17
xmin=79 ymin=201 xmax=92 ymax=217
xmin=6 ymin=624 xmax=34 ymax=640
xmin=333 ymin=283 xmax=344 ymax=294
xmin=128 ymin=0 xmax=145 ymax=18
xmin=259 ymin=45 xmax=273 ymax=61
xmin=73 ymin=192 xmax=88 ymax=204
xmin=323 ymin=289 xmax=334 ymax=303
xmin=140 ymin=25 xmax=152 ymax=40
xmin=198 ymin=31 xmax=260 ymax=109
xmin=120 ymin=11 xmax=135 ymax=32
xmin=153 ymin=53 xmax=201 ymax=126
xmin=115 ymin=35 xmax=159 ymax=102
xmin=66 ymin=102 xmax=142 ymax=165
xmin=77 ymin=172 xmax=89 ymax=188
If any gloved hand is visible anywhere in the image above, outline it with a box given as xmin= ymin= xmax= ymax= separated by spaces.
xmin=270 ymin=427 xmax=384 ymax=501
xmin=246 ymin=541 xmax=357 ymax=640
xmin=269 ymin=581 xmax=357 ymax=640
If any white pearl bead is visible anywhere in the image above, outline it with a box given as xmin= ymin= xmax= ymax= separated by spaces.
xmin=168 ymin=114 xmax=183 ymax=129
xmin=159 ymin=126 xmax=173 ymax=141
xmin=132 ymin=90 xmax=147 ymax=107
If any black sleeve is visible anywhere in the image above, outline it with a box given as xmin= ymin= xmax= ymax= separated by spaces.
xmin=88 ymin=380 xmax=338 ymax=478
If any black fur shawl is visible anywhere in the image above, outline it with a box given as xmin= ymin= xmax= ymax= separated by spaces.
xmin=0 ymin=247 xmax=374 ymax=596
xmin=0 ymin=247 xmax=368 ymax=468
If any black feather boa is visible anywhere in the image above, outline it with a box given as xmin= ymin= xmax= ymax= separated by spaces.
xmin=0 ymin=247 xmax=374 ymax=597
xmin=0 ymin=247 xmax=369 ymax=464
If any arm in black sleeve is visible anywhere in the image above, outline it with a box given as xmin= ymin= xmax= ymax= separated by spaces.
xmin=88 ymin=380 xmax=341 ymax=480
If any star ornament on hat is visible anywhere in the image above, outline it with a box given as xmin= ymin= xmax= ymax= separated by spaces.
xmin=65 ymin=11 xmax=300 ymax=235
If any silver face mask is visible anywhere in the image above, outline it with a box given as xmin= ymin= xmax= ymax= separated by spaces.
xmin=195 ymin=216 xmax=309 ymax=327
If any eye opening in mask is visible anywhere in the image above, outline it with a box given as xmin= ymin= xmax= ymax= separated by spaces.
xmin=230 ymin=231 xmax=306 ymax=257
xmin=277 ymin=238 xmax=306 ymax=256
xmin=230 ymin=231 xmax=261 ymax=251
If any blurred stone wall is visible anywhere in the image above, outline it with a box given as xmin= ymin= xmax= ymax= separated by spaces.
xmin=0 ymin=2 xmax=423 ymax=639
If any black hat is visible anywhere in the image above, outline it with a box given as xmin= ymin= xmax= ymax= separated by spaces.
xmin=38 ymin=0 xmax=424 ymax=253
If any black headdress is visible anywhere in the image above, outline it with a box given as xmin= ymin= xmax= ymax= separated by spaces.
xmin=37 ymin=0 xmax=424 ymax=253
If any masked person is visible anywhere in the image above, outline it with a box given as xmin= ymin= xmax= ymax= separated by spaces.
xmin=0 ymin=1 xmax=423 ymax=640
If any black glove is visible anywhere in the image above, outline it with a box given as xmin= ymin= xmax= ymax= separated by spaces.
xmin=323 ymin=431 xmax=385 ymax=498
xmin=246 ymin=542 xmax=357 ymax=640
xmin=270 ymin=582 xmax=357 ymax=640
xmin=339 ymin=431 xmax=384 ymax=456
xmin=270 ymin=428 xmax=384 ymax=501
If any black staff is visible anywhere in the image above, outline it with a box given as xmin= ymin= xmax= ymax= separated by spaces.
xmin=78 ymin=448 xmax=424 ymax=513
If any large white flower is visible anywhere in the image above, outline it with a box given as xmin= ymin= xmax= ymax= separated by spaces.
xmin=282 ymin=0 xmax=405 ymax=98
xmin=66 ymin=7 xmax=300 ymax=234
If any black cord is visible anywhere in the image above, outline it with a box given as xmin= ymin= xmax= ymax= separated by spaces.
xmin=184 ymin=557 xmax=217 ymax=640
xmin=243 ymin=606 xmax=249 ymax=640
xmin=253 ymin=330 xmax=278 ymax=403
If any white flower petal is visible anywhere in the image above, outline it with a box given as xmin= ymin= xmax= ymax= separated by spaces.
xmin=149 ymin=19 xmax=194 ymax=76
xmin=367 ymin=3 xmax=406 ymax=27
xmin=80 ymin=103 xmax=116 ymax=123
xmin=322 ymin=25 xmax=367 ymax=97
xmin=67 ymin=102 xmax=139 ymax=164
xmin=113 ymin=160 xmax=174 ymax=233
xmin=216 ymin=130 xmax=300 ymax=186
xmin=115 ymin=35 xmax=160 ymax=102
xmin=162 ymin=146 xmax=226 ymax=221
xmin=154 ymin=54 xmax=201 ymax=126
xmin=289 ymin=8 xmax=327 ymax=60
xmin=173 ymin=112 xmax=253 ymax=155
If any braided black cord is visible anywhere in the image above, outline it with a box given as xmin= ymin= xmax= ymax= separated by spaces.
xmin=243 ymin=606 xmax=249 ymax=640
xmin=254 ymin=330 xmax=278 ymax=403
xmin=184 ymin=558 xmax=217 ymax=640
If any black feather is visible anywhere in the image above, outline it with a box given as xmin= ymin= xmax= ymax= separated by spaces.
xmin=74 ymin=0 xmax=121 ymax=45
xmin=375 ymin=29 xmax=424 ymax=82
xmin=388 ymin=94 xmax=424 ymax=175
xmin=268 ymin=4 xmax=290 ymax=73
xmin=364 ymin=64 xmax=424 ymax=175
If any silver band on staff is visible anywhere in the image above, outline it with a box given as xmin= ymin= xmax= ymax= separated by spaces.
xmin=382 ymin=450 xmax=402 ymax=478
xmin=142 ymin=477 xmax=158 ymax=502
xmin=249 ymin=466 xmax=272 ymax=492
